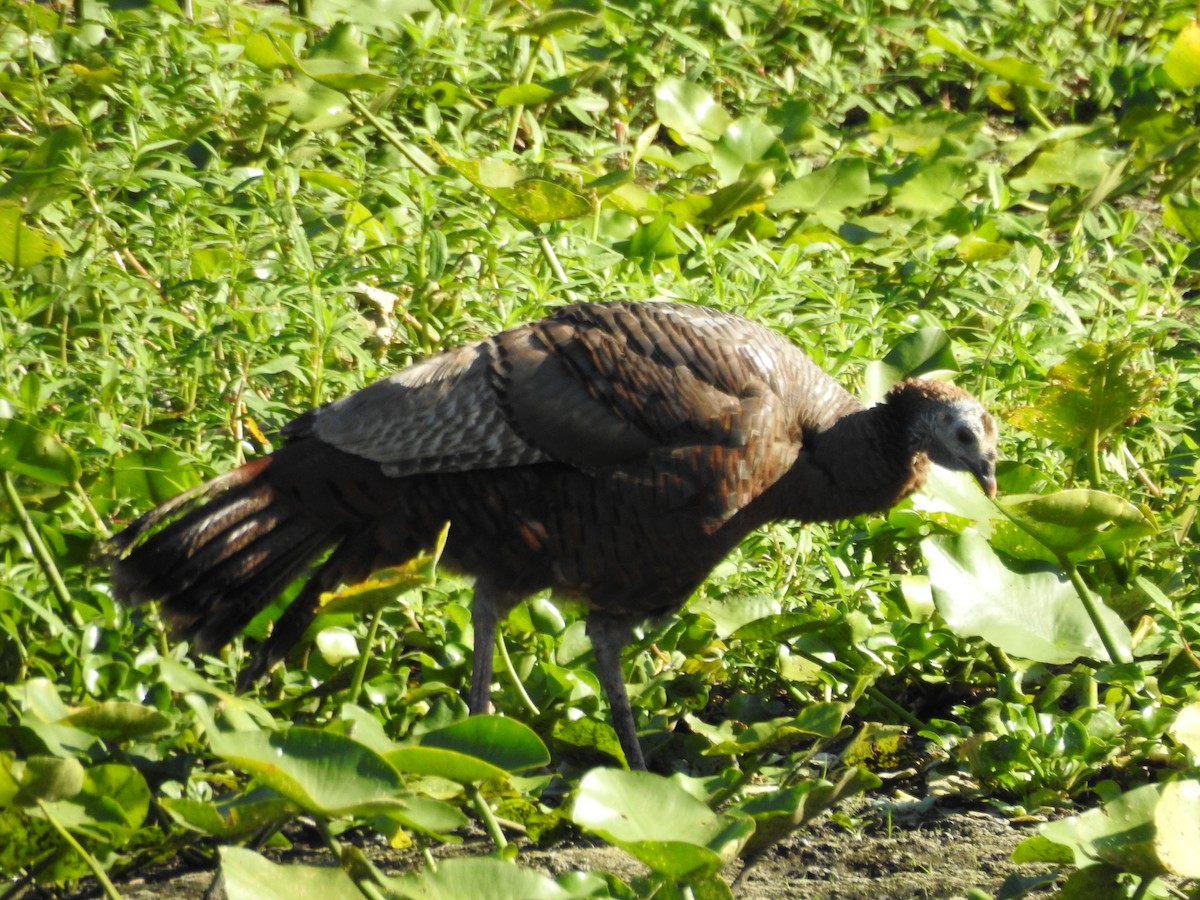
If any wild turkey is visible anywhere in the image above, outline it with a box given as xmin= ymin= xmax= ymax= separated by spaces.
xmin=103 ymin=301 xmax=998 ymax=770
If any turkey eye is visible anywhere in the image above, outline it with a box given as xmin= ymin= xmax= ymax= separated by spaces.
xmin=956 ymin=426 xmax=976 ymax=446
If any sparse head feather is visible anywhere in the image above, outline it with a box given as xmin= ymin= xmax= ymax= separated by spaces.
xmin=887 ymin=378 xmax=998 ymax=497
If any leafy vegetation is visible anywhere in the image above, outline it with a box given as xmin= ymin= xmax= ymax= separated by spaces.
xmin=2 ymin=0 xmax=1200 ymax=896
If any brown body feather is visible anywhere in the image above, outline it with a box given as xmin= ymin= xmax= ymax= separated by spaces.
xmin=104 ymin=301 xmax=997 ymax=769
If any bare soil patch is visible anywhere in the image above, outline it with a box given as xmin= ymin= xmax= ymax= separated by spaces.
xmin=53 ymin=798 xmax=1057 ymax=900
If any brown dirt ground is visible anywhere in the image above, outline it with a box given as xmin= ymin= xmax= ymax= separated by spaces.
xmin=55 ymin=796 xmax=1060 ymax=900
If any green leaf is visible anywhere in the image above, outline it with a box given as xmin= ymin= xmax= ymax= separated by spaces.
xmin=923 ymin=531 xmax=1131 ymax=664
xmin=418 ymin=715 xmax=550 ymax=773
xmin=1041 ymin=784 xmax=1165 ymax=877
xmin=1164 ymin=20 xmax=1200 ymax=89
xmin=891 ymin=155 xmax=969 ymax=215
xmin=11 ymin=756 xmax=84 ymax=805
xmin=382 ymin=856 xmax=577 ymax=899
xmin=161 ymin=788 xmax=295 ymax=841
xmin=711 ymin=117 xmax=786 ymax=185
xmin=0 ymin=202 xmax=65 ymax=267
xmin=655 ymin=78 xmax=733 ymax=151
xmin=696 ymin=166 xmax=775 ymax=225
xmin=511 ymin=0 xmax=602 ymax=37
xmin=221 ymin=847 xmax=361 ymax=900
xmin=59 ymin=701 xmax=171 ymax=742
xmin=693 ymin=704 xmax=848 ymax=756
xmin=438 ymin=152 xmax=592 ymax=225
xmin=210 ymin=727 xmax=409 ymax=817
xmin=571 ymin=769 xmax=751 ymax=880
xmin=1155 ymin=779 xmax=1200 ymax=877
xmin=1008 ymin=342 xmax=1160 ymax=448
xmin=734 ymin=768 xmax=880 ymax=857
xmin=994 ymin=490 xmax=1156 ymax=560
xmin=0 ymin=419 xmax=80 ymax=486
xmin=927 ymin=27 xmax=1054 ymax=89
xmin=767 ymin=159 xmax=870 ymax=214
xmin=1169 ymin=702 xmax=1200 ymax=758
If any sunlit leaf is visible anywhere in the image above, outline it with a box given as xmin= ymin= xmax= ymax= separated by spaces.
xmin=994 ymin=490 xmax=1156 ymax=561
xmin=655 ymin=78 xmax=733 ymax=151
xmin=1041 ymin=784 xmax=1165 ymax=877
xmin=1163 ymin=19 xmax=1200 ymax=89
xmin=927 ymin=27 xmax=1054 ymax=89
xmin=0 ymin=203 xmax=65 ymax=267
xmin=1008 ymin=343 xmax=1161 ymax=449
xmin=571 ymin=769 xmax=752 ymax=879
xmin=59 ymin=702 xmax=171 ymax=742
xmin=382 ymin=856 xmax=576 ymax=900
xmin=221 ymin=847 xmax=360 ymax=900
xmin=767 ymin=159 xmax=870 ymax=215
xmin=210 ymin=728 xmax=409 ymax=817
xmin=923 ymin=531 xmax=1131 ymax=664
xmin=0 ymin=419 xmax=80 ymax=486
xmin=734 ymin=767 xmax=880 ymax=857
xmin=1156 ymin=779 xmax=1200 ymax=877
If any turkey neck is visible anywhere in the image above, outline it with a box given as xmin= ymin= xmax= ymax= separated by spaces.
xmin=765 ymin=401 xmax=928 ymax=524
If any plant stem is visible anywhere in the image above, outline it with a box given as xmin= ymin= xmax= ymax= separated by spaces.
xmin=38 ymin=800 xmax=122 ymax=900
xmin=2 ymin=471 xmax=79 ymax=625
xmin=496 ymin=631 xmax=541 ymax=718
xmin=349 ymin=608 xmax=385 ymax=706
xmin=345 ymin=94 xmax=439 ymax=177
xmin=468 ymin=784 xmax=508 ymax=852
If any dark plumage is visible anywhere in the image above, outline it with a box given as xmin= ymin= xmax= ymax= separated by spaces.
xmin=103 ymin=301 xmax=998 ymax=769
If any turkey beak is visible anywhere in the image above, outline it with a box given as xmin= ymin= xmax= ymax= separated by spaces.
xmin=973 ymin=460 xmax=997 ymax=498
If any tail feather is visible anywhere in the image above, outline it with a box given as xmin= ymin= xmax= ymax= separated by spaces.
xmin=102 ymin=453 xmax=340 ymax=652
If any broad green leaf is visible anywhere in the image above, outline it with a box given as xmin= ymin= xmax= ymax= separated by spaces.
xmin=616 ymin=213 xmax=680 ymax=265
xmin=511 ymin=0 xmax=602 ymax=36
xmin=655 ymin=78 xmax=733 ymax=151
xmin=415 ymin=715 xmax=549 ymax=773
xmin=221 ymin=846 xmax=360 ymax=900
xmin=1008 ymin=138 xmax=1118 ymax=192
xmin=0 ymin=203 xmax=64 ymax=267
xmin=1169 ymin=702 xmax=1200 ymax=757
xmin=496 ymin=83 xmax=557 ymax=106
xmin=386 ymin=746 xmax=507 ymax=783
xmin=711 ymin=117 xmax=786 ymax=185
xmin=923 ymin=531 xmax=1131 ymax=664
xmin=1155 ymin=779 xmax=1200 ymax=877
xmin=571 ymin=769 xmax=752 ymax=879
xmin=734 ymin=767 xmax=880 ymax=857
xmin=59 ymin=701 xmax=171 ymax=742
xmin=891 ymin=155 xmax=969 ymax=215
xmin=161 ymin=788 xmax=295 ymax=841
xmin=693 ymin=703 xmax=847 ymax=756
xmin=994 ymin=490 xmax=1156 ymax=561
xmin=927 ymin=27 xmax=1054 ymax=89
xmin=0 ymin=419 xmax=80 ymax=486
xmin=382 ymin=856 xmax=576 ymax=900
xmin=549 ymin=717 xmax=627 ymax=766
xmin=766 ymin=159 xmax=870 ymax=214
xmin=438 ymin=153 xmax=592 ymax=225
xmin=108 ymin=448 xmax=201 ymax=508
xmin=45 ymin=764 xmax=150 ymax=840
xmin=1041 ymin=784 xmax=1165 ymax=877
xmin=1164 ymin=20 xmax=1200 ymax=89
xmin=1008 ymin=343 xmax=1161 ymax=449
xmin=11 ymin=756 xmax=84 ymax=805
xmin=210 ymin=727 xmax=409 ymax=816
xmin=690 ymin=594 xmax=780 ymax=639
xmin=1163 ymin=195 xmax=1200 ymax=241
xmin=696 ymin=166 xmax=775 ymax=225
xmin=864 ymin=328 xmax=958 ymax=402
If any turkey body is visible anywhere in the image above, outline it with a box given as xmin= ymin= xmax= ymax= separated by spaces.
xmin=106 ymin=301 xmax=997 ymax=770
